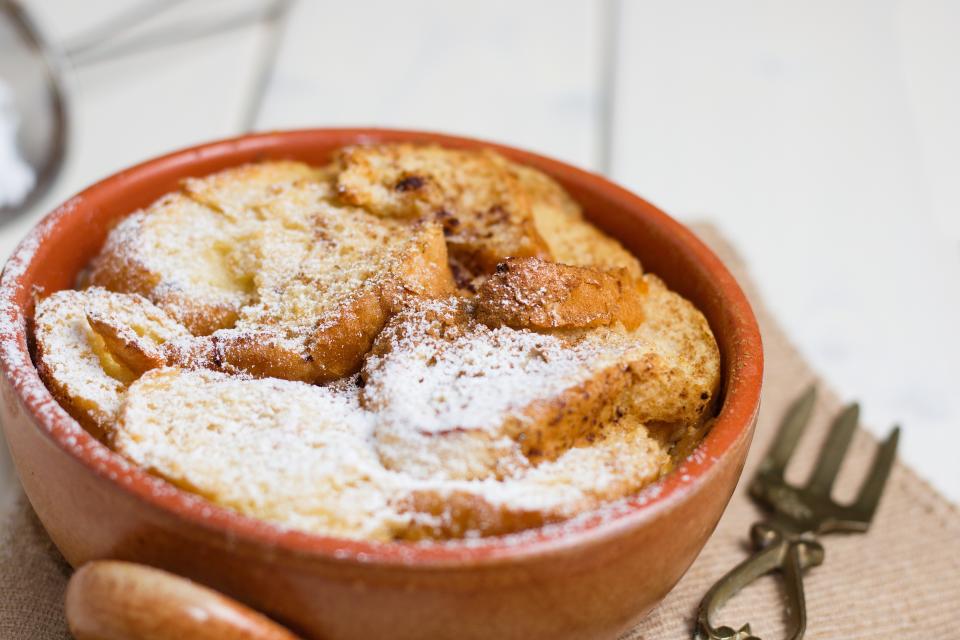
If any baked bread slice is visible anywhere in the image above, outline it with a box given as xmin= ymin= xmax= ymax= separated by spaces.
xmin=112 ymin=368 xmax=404 ymax=541
xmin=175 ymin=216 xmax=454 ymax=382
xmin=182 ymin=160 xmax=323 ymax=221
xmin=511 ymin=162 xmax=643 ymax=278
xmin=87 ymin=163 xmax=456 ymax=383
xmin=514 ymin=162 xmax=719 ymax=438
xmin=109 ymin=367 xmax=670 ymax=542
xmin=92 ymin=215 xmax=454 ymax=383
xmin=374 ymin=275 xmax=715 ymax=538
xmin=86 ymin=194 xmax=254 ymax=336
xmin=475 ymin=257 xmax=645 ymax=331
xmin=333 ymin=144 xmax=551 ymax=278
xmin=86 ymin=162 xmax=331 ymax=336
xmin=619 ymin=273 xmax=720 ymax=430
xmin=362 ymin=269 xmax=719 ymax=482
xmin=33 ymin=287 xmax=188 ymax=438
xmin=398 ymin=414 xmax=670 ymax=539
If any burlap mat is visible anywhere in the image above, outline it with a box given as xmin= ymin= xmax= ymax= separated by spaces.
xmin=1 ymin=224 xmax=957 ymax=639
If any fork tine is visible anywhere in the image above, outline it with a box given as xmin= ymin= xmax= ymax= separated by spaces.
xmin=852 ymin=426 xmax=900 ymax=520
xmin=805 ymin=403 xmax=859 ymax=496
xmin=759 ymin=385 xmax=817 ymax=477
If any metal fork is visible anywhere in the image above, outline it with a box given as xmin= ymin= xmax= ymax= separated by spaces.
xmin=695 ymin=386 xmax=900 ymax=640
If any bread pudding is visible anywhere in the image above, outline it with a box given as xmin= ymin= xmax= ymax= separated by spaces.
xmin=32 ymin=145 xmax=720 ymax=541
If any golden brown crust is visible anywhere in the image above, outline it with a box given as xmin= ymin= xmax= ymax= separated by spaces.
xmin=383 ymin=220 xmax=459 ymax=304
xmin=165 ymin=331 xmax=320 ymax=382
xmin=619 ymin=274 xmax=721 ymax=430
xmin=501 ymin=360 xmax=633 ymax=461
xmin=86 ymin=312 xmax=169 ymax=376
xmin=363 ymin=271 xmax=720 ymax=485
xmin=34 ymin=288 xmax=187 ymax=439
xmin=86 ymin=194 xmax=253 ymax=336
xmin=87 ymin=164 xmax=456 ymax=384
xmin=182 ymin=161 xmax=322 ymax=220
xmin=41 ymin=147 xmax=722 ymax=542
xmin=475 ymin=257 xmax=646 ymax=331
xmin=333 ymin=144 xmax=552 ymax=275
xmin=35 ymin=353 xmax=116 ymax=443
xmin=396 ymin=490 xmax=553 ymax=540
xmin=395 ymin=415 xmax=670 ymax=540
xmin=182 ymin=222 xmax=454 ymax=383
xmin=303 ymin=288 xmax=389 ymax=381
xmin=512 ymin=162 xmax=643 ymax=278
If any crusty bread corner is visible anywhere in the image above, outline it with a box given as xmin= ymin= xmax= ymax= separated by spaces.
xmin=87 ymin=163 xmax=336 ymax=337
xmin=475 ymin=257 xmax=645 ymax=331
xmin=510 ymin=161 xmax=644 ymax=279
xmin=621 ymin=273 xmax=721 ymax=430
xmin=395 ymin=414 xmax=671 ymax=540
xmin=33 ymin=288 xmax=188 ymax=439
xmin=87 ymin=162 xmax=457 ymax=384
xmin=86 ymin=194 xmax=255 ymax=336
xmin=182 ymin=160 xmax=324 ymax=220
xmin=332 ymin=144 xmax=552 ymax=276
xmin=112 ymin=368 xmax=407 ymax=541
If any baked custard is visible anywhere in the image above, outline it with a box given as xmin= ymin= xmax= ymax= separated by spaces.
xmin=33 ymin=145 xmax=720 ymax=541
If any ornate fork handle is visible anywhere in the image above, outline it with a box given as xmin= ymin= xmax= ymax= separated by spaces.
xmin=695 ymin=389 xmax=899 ymax=640
xmin=695 ymin=523 xmax=824 ymax=640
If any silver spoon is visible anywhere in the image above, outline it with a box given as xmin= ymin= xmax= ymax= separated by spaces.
xmin=0 ymin=0 xmax=67 ymax=218
xmin=0 ymin=0 xmax=291 ymax=222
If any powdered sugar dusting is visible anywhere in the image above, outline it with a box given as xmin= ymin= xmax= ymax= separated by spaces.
xmin=33 ymin=289 xmax=127 ymax=427
xmin=364 ymin=301 xmax=633 ymax=435
xmin=110 ymin=365 xmax=674 ymax=542
xmin=114 ymin=368 xmax=410 ymax=541
xmin=2 ymin=155 xmax=723 ymax=547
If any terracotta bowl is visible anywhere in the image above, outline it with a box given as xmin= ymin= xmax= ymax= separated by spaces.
xmin=0 ymin=129 xmax=762 ymax=640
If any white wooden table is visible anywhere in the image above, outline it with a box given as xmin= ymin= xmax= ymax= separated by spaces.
xmin=2 ymin=0 xmax=958 ymax=508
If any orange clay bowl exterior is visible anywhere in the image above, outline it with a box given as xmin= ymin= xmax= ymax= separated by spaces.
xmin=0 ymin=129 xmax=762 ymax=640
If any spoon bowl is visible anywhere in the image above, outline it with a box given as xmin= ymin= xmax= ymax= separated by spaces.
xmin=0 ymin=0 xmax=69 ymax=219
